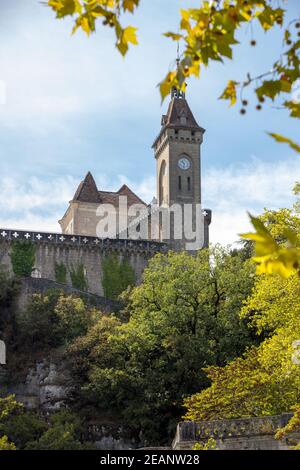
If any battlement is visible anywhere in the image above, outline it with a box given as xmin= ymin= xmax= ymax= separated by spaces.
xmin=0 ymin=228 xmax=167 ymax=296
xmin=0 ymin=228 xmax=166 ymax=254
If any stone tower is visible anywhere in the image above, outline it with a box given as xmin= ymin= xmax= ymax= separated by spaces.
xmin=152 ymin=87 xmax=211 ymax=251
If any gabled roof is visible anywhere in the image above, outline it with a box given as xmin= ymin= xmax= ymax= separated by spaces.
xmin=72 ymin=173 xmax=146 ymax=207
xmin=97 ymin=184 xmax=146 ymax=207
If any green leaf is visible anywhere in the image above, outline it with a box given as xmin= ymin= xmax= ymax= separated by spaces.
xmin=256 ymin=80 xmax=289 ymax=101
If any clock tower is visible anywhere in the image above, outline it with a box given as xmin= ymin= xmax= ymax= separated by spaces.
xmin=152 ymin=87 xmax=211 ymax=251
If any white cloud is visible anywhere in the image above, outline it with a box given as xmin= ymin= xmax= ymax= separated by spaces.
xmin=0 ymin=157 xmax=298 ymax=246
xmin=0 ymin=175 xmax=77 ymax=212
xmin=0 ymin=214 xmax=61 ymax=234
xmin=204 ymin=157 xmax=300 ymax=245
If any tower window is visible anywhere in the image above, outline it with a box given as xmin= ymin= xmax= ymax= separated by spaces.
xmin=187 ymin=177 xmax=191 ymax=191
xmin=178 ymin=175 xmax=182 ymax=191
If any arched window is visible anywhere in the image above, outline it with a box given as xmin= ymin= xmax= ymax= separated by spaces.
xmin=159 ymin=161 xmax=167 ymax=205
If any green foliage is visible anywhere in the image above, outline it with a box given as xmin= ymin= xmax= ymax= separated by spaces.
xmin=184 ymin=272 xmax=300 ymax=422
xmin=15 ymin=290 xmax=100 ymax=352
xmin=70 ymin=263 xmax=88 ymax=291
xmin=54 ymin=262 xmax=67 ymax=284
xmin=10 ymin=241 xmax=36 ymax=278
xmin=3 ymin=413 xmax=47 ymax=450
xmin=193 ymin=438 xmax=218 ymax=451
xmin=0 ymin=435 xmax=16 ymax=450
xmin=55 ymin=295 xmax=98 ymax=342
xmin=25 ymin=410 xmax=91 ymax=450
xmin=70 ymin=249 xmax=256 ymax=443
xmin=102 ymin=254 xmax=135 ymax=300
xmin=0 ymin=271 xmax=19 ymax=337
xmin=275 ymin=405 xmax=300 ymax=449
xmin=0 ymin=398 xmax=90 ymax=450
xmin=0 ymin=395 xmax=23 ymax=421
xmin=0 ymin=395 xmax=22 ymax=451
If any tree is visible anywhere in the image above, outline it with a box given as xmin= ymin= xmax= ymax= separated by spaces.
xmin=69 ymin=249 xmax=256 ymax=443
xmin=0 ymin=436 xmax=16 ymax=451
xmin=102 ymin=254 xmax=136 ymax=300
xmin=25 ymin=410 xmax=92 ymax=450
xmin=183 ymin=271 xmax=300 ymax=422
xmin=15 ymin=290 xmax=101 ymax=352
xmin=242 ymin=186 xmax=300 ymax=278
xmin=47 ymin=1 xmax=300 ymax=152
xmin=0 ymin=395 xmax=23 ymax=451
xmin=0 ymin=271 xmax=19 ymax=341
xmin=0 ymin=400 xmax=91 ymax=450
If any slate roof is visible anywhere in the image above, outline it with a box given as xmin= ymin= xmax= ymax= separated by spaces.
xmin=72 ymin=173 xmax=146 ymax=207
xmin=153 ymin=96 xmax=205 ymax=148
xmin=72 ymin=172 xmax=101 ymax=203
xmin=163 ymin=97 xmax=200 ymax=129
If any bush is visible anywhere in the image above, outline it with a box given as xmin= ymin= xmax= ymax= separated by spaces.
xmin=0 ymin=435 xmax=16 ymax=450
xmin=16 ymin=290 xmax=101 ymax=352
xmin=25 ymin=410 xmax=93 ymax=450
xmin=10 ymin=241 xmax=36 ymax=277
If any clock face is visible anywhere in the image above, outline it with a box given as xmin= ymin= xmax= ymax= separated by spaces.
xmin=178 ymin=157 xmax=190 ymax=170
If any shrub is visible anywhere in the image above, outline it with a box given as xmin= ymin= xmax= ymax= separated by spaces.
xmin=10 ymin=241 xmax=36 ymax=277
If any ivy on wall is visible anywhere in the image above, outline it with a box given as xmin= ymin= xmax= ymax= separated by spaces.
xmin=54 ymin=262 xmax=67 ymax=284
xmin=102 ymin=253 xmax=135 ymax=300
xmin=70 ymin=264 xmax=88 ymax=292
xmin=10 ymin=241 xmax=36 ymax=278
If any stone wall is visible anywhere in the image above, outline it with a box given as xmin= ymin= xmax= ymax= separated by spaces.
xmin=0 ymin=357 xmax=73 ymax=412
xmin=0 ymin=229 xmax=167 ymax=295
xmin=17 ymin=277 xmax=121 ymax=313
xmin=1 ymin=357 xmax=143 ymax=450
xmin=172 ymin=415 xmax=300 ymax=450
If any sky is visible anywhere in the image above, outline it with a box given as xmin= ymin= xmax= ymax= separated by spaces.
xmin=0 ymin=0 xmax=299 ymax=246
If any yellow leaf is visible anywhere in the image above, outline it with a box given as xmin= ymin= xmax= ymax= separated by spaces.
xmin=163 ymin=32 xmax=183 ymax=41
xmin=268 ymin=133 xmax=300 ymax=153
xmin=219 ymin=80 xmax=238 ymax=106
xmin=242 ymin=214 xmax=300 ymax=279
xmin=81 ymin=17 xmax=91 ymax=36
xmin=123 ymin=26 xmax=138 ymax=45
xmin=123 ymin=0 xmax=137 ymax=13
xmin=159 ymin=72 xmax=176 ymax=102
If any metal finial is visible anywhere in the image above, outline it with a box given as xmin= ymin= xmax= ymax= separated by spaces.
xmin=171 ymin=42 xmax=185 ymax=99
xmin=176 ymin=43 xmax=180 ymax=69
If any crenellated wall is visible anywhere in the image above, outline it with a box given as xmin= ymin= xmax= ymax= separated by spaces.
xmin=0 ymin=229 xmax=167 ymax=295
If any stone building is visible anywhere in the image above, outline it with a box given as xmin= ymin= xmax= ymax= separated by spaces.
xmin=59 ymin=88 xmax=211 ymax=251
xmin=59 ymin=172 xmax=147 ymax=239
